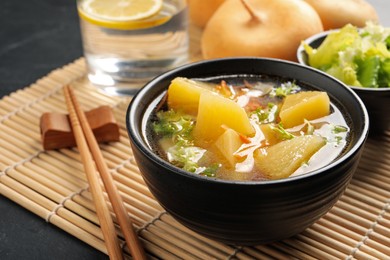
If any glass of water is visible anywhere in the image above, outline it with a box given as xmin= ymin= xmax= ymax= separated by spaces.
xmin=77 ymin=0 xmax=189 ymax=95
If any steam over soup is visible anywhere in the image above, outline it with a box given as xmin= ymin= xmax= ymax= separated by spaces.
xmin=147 ymin=76 xmax=350 ymax=181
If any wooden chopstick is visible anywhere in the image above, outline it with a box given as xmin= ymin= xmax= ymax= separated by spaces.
xmin=63 ymin=86 xmax=123 ymax=259
xmin=64 ymin=85 xmax=146 ymax=260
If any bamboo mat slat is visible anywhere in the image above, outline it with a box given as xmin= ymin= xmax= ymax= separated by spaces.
xmin=1 ymin=26 xmax=389 ymax=259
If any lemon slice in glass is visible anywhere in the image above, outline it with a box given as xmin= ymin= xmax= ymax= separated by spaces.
xmin=78 ymin=0 xmax=170 ymax=30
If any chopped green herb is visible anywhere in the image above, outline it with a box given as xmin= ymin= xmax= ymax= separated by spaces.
xmin=201 ymin=164 xmax=220 ymax=177
xmin=168 ymin=146 xmax=205 ymax=173
xmin=251 ymin=102 xmax=278 ymax=123
xmin=326 ymin=124 xmax=348 ymax=146
xmin=332 ymin=125 xmax=348 ymax=134
xmin=270 ymin=81 xmax=301 ymax=98
xmin=270 ymin=124 xmax=295 ymax=140
xmin=153 ymin=109 xmax=195 ymax=145
xmin=335 ymin=136 xmax=343 ymax=144
xmin=153 ymin=110 xmax=219 ymax=176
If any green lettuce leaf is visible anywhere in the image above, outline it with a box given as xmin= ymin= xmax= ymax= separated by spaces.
xmin=378 ymin=58 xmax=390 ymax=87
xmin=304 ymin=22 xmax=390 ymax=88
xmin=304 ymin=24 xmax=361 ymax=70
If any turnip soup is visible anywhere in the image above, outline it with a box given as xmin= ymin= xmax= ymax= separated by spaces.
xmin=146 ymin=75 xmax=350 ymax=181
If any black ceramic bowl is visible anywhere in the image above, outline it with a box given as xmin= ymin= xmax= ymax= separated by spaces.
xmin=297 ymin=31 xmax=390 ymax=134
xmin=126 ymin=58 xmax=369 ymax=245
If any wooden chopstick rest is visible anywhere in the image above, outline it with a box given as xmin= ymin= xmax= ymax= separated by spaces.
xmin=40 ymin=105 xmax=120 ymax=150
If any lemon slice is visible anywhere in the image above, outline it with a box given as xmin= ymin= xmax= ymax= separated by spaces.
xmin=78 ymin=0 xmax=169 ymax=30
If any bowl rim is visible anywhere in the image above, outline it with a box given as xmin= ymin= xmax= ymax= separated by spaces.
xmin=126 ymin=57 xmax=369 ymax=186
xmin=297 ymin=29 xmax=390 ymax=92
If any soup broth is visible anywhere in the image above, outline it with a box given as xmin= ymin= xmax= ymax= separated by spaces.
xmin=146 ymin=75 xmax=350 ymax=181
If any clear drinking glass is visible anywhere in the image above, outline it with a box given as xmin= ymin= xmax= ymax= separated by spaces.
xmin=77 ymin=0 xmax=189 ymax=95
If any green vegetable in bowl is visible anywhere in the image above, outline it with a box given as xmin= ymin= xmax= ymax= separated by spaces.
xmin=304 ymin=22 xmax=390 ymax=88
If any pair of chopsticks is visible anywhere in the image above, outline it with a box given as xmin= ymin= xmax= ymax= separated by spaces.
xmin=63 ymin=85 xmax=145 ymax=260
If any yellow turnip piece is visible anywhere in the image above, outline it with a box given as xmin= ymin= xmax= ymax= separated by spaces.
xmin=167 ymin=77 xmax=214 ymax=116
xmin=254 ymin=135 xmax=326 ymax=180
xmin=213 ymin=128 xmax=243 ymax=167
xmin=280 ymin=91 xmax=330 ymax=128
xmin=194 ymin=92 xmax=254 ymax=146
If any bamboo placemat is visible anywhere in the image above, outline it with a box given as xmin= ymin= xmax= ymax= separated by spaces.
xmin=1 ymin=26 xmax=389 ymax=259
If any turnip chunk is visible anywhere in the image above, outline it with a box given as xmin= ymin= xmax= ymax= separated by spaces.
xmin=254 ymin=135 xmax=326 ymax=180
xmin=213 ymin=128 xmax=243 ymax=167
xmin=167 ymin=77 xmax=215 ymax=116
xmin=279 ymin=91 xmax=330 ymax=128
xmin=194 ymin=92 xmax=254 ymax=147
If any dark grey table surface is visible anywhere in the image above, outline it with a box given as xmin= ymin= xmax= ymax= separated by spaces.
xmin=0 ymin=0 xmax=106 ymax=259
xmin=0 ymin=0 xmax=388 ymax=259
